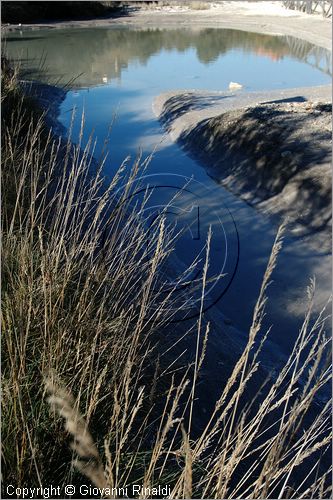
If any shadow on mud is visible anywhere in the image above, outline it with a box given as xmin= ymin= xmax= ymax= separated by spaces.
xmin=161 ymin=94 xmax=332 ymax=245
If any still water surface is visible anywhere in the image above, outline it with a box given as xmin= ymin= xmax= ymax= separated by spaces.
xmin=5 ymin=27 xmax=331 ymax=364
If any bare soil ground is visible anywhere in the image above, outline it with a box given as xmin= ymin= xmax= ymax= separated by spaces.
xmin=155 ymin=89 xmax=332 ymax=249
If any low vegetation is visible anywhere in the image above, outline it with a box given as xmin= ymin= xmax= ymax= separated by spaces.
xmin=1 ymin=1 xmax=122 ymax=23
xmin=1 ymin=60 xmax=332 ymax=498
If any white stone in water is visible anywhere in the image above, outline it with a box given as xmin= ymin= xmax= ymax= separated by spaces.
xmin=229 ymin=81 xmax=243 ymax=90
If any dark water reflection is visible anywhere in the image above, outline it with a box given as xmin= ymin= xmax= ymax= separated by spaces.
xmin=5 ymin=27 xmax=331 ymax=88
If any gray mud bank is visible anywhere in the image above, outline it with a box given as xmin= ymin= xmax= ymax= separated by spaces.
xmin=3 ymin=5 xmax=332 ymax=52
xmin=154 ymin=85 xmax=332 ymax=250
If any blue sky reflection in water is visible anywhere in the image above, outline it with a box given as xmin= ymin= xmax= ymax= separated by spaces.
xmin=5 ymin=27 xmax=332 ymax=359
xmin=6 ymin=27 xmax=331 ymax=167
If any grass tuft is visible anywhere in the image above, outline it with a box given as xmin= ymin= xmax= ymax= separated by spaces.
xmin=2 ymin=58 xmax=332 ymax=498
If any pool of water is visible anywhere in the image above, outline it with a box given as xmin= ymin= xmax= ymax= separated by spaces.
xmin=5 ymin=27 xmax=331 ymax=190
xmin=5 ymin=26 xmax=331 ymax=364
xmin=6 ymin=26 xmax=331 ymax=88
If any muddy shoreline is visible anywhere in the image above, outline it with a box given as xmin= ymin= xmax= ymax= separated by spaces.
xmin=153 ymin=86 xmax=332 ymax=250
xmin=3 ymin=2 xmax=332 ymax=51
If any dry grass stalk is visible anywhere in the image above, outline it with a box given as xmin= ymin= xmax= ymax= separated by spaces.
xmin=2 ymin=63 xmax=332 ymax=498
xmin=45 ymin=375 xmax=108 ymax=491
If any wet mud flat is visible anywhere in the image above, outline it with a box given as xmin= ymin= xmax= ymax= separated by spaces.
xmin=154 ymin=86 xmax=332 ymax=252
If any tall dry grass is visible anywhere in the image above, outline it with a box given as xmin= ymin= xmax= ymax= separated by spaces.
xmin=2 ymin=66 xmax=332 ymax=498
xmin=1 ymin=67 xmax=189 ymax=490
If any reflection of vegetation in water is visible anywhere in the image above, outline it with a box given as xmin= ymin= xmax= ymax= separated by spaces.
xmin=5 ymin=27 xmax=332 ymax=87
xmin=284 ymin=34 xmax=332 ymax=76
